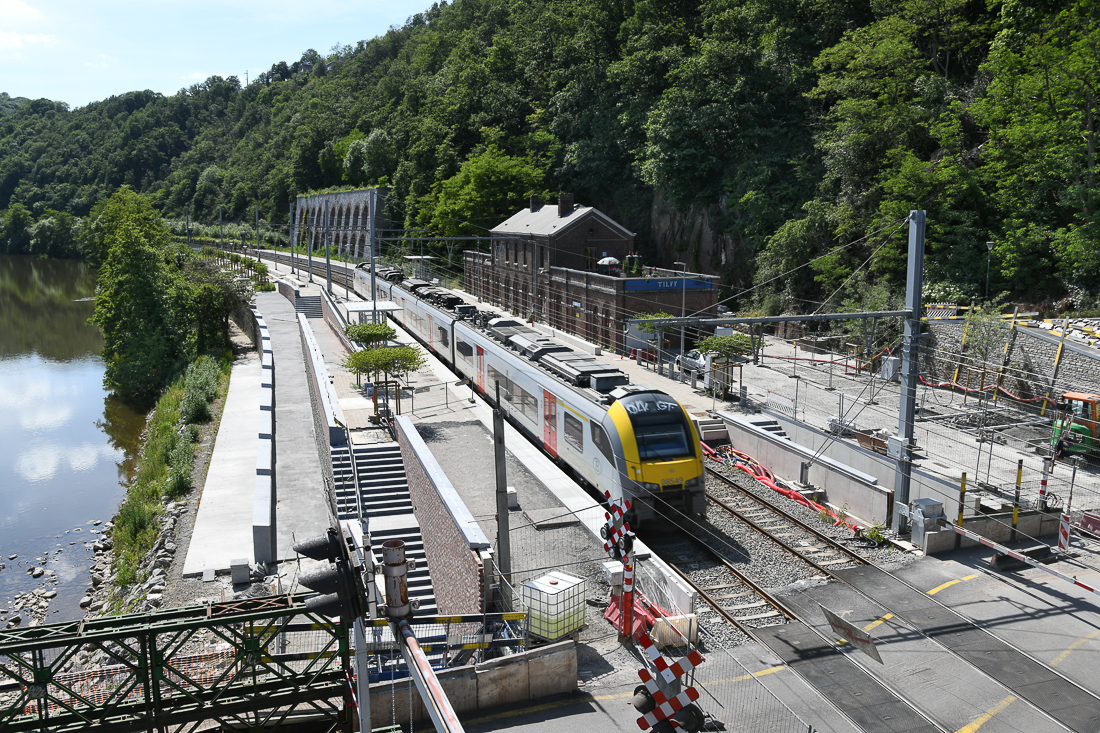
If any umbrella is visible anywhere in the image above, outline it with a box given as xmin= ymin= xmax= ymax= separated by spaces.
xmin=597 ymin=256 xmax=620 ymax=265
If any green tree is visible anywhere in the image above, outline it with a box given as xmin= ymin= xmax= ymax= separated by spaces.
xmin=1 ymin=203 xmax=33 ymax=254
xmin=423 ymin=145 xmax=547 ymax=236
xmin=696 ymin=332 xmax=753 ymax=360
xmin=91 ymin=190 xmax=183 ymax=402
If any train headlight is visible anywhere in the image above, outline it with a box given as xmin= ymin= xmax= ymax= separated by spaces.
xmin=684 ymin=474 xmax=705 ymax=491
xmin=638 ymin=482 xmax=661 ymax=494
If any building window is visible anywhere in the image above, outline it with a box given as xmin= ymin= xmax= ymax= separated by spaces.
xmin=585 ymin=247 xmax=596 ymax=270
xmin=564 ymin=411 xmax=584 ymax=453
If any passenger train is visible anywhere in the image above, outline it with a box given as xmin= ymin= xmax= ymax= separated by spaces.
xmin=352 ymin=264 xmax=705 ymax=527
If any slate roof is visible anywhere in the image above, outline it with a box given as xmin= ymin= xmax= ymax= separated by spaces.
xmin=490 ymin=204 xmax=633 ymax=238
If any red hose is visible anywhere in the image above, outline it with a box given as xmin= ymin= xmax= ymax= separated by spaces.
xmin=704 ymin=442 xmax=859 ymax=531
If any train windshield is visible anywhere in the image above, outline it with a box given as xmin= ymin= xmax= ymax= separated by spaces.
xmin=618 ymin=393 xmax=694 ymax=460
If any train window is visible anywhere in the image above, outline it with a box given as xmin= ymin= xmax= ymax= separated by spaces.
xmin=456 ymin=339 xmax=474 ymax=363
xmin=488 ymin=365 xmax=512 ymax=402
xmin=514 ymin=382 xmax=538 ymax=424
xmin=591 ymin=422 xmax=615 ymax=462
xmin=436 ymin=325 xmax=449 ymax=349
xmin=634 ymin=424 xmax=691 ymax=461
xmin=563 ymin=412 xmax=584 ymax=453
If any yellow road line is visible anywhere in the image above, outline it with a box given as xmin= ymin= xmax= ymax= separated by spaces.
xmin=928 ymin=574 xmax=980 ymax=596
xmin=836 ymin=613 xmax=894 ymax=645
xmin=954 ymin=695 xmax=1016 ymax=733
xmin=1050 ymin=628 xmax=1100 ymax=668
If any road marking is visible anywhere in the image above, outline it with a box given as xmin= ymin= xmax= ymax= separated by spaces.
xmin=1050 ymin=628 xmax=1100 ymax=668
xmin=836 ymin=613 xmax=894 ymax=645
xmin=954 ymin=695 xmax=1015 ymax=733
xmin=928 ymin=574 xmax=980 ymax=596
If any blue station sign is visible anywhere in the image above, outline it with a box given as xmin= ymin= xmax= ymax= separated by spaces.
xmin=624 ymin=278 xmax=712 ymax=292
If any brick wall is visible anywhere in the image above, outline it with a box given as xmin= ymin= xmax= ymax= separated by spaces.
xmin=395 ymin=417 xmax=491 ymax=614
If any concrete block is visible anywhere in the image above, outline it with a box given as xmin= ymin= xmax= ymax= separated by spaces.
xmin=256 ymin=438 xmax=272 ymax=475
xmin=257 ymin=410 xmax=272 ymax=440
xmin=476 ymin=657 xmax=530 ymax=709
xmin=507 ymin=486 xmax=518 ymax=509
xmin=252 ymin=476 xmax=275 ymax=564
xmin=436 ymin=666 xmax=478 ymax=713
xmin=259 ymin=386 xmax=273 ymax=411
xmin=527 ymin=643 xmax=577 ymax=699
xmin=230 ymin=558 xmax=250 ymax=584
xmin=261 ymin=350 xmax=273 ymax=369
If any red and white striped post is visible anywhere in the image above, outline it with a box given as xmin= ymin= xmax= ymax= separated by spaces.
xmin=1059 ymin=459 xmax=1080 ymax=551
xmin=603 ymin=491 xmax=634 ymax=640
xmin=1039 ymin=462 xmax=1049 ymax=511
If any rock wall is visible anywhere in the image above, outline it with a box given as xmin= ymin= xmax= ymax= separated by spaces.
xmin=924 ymin=322 xmax=1100 ymax=402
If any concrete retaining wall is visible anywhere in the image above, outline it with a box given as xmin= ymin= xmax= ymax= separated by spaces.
xmin=252 ymin=307 xmax=277 ymax=564
xmin=395 ymin=416 xmax=492 ymax=613
xmin=755 ymin=409 xmax=966 ymax=523
xmin=299 ymin=312 xmax=346 ymax=447
xmin=718 ymin=411 xmax=894 ymax=527
xmin=366 ymin=640 xmax=576 ymax=729
xmin=923 ymin=511 xmax=1061 ymax=554
xmin=319 ymin=286 xmax=356 ymax=353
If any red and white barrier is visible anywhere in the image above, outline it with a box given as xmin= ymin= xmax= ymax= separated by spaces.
xmin=638 ymin=632 xmax=703 ymax=684
xmin=636 ymin=668 xmax=701 ymax=730
xmin=950 ymin=524 xmax=1100 ymax=598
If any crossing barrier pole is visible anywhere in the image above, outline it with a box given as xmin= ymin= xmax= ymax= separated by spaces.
xmin=1011 ymin=459 xmax=1022 ymax=542
xmin=955 ymin=472 xmax=967 ymax=550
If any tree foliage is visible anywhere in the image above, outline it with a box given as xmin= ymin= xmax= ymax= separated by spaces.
xmin=90 ymin=188 xmax=246 ymax=402
xmin=1 ymin=0 xmax=1098 ymax=309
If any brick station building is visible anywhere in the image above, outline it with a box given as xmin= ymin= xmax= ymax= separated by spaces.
xmin=464 ymin=194 xmax=719 ymax=355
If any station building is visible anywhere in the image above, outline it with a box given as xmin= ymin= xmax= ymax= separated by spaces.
xmin=464 ymin=194 xmax=720 ymax=355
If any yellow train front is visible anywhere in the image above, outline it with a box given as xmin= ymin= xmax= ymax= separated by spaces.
xmin=604 ymin=387 xmax=705 ymax=528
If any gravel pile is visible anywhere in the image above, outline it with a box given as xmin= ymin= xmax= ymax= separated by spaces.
xmin=707 ymin=462 xmax=918 ymax=570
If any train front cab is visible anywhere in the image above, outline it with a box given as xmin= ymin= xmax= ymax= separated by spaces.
xmin=607 ymin=390 xmax=705 ymax=527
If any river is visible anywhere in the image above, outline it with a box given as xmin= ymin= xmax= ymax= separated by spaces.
xmin=0 ymin=254 xmax=145 ymax=623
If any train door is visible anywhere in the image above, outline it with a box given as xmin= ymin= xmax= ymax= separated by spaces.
xmin=428 ymin=315 xmax=434 ymax=351
xmin=543 ymin=390 xmax=557 ymax=458
xmin=400 ymin=297 xmax=407 ymax=328
xmin=476 ymin=346 xmax=485 ymax=393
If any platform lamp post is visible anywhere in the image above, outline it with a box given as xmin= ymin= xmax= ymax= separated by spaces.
xmin=985 ymin=241 xmax=994 ymax=301
xmin=674 ymin=261 xmax=687 ymax=375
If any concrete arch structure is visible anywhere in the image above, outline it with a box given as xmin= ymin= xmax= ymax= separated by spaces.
xmin=292 ymin=188 xmax=389 ymax=261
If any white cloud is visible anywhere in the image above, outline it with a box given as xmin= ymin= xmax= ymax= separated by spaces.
xmin=67 ymin=443 xmax=100 ymax=472
xmin=0 ymin=31 xmax=55 ymax=50
xmin=0 ymin=0 xmax=43 ymax=22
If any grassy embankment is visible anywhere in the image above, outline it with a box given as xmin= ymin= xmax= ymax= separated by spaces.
xmin=111 ymin=353 xmax=231 ymax=587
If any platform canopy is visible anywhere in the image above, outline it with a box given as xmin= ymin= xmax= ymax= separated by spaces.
xmin=346 ymin=300 xmax=402 ymax=313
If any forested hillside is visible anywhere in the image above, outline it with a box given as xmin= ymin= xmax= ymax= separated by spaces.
xmin=0 ymin=0 xmax=1096 ymax=312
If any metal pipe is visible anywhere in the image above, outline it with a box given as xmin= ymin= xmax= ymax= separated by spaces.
xmin=394 ymin=619 xmax=466 ymax=733
xmin=382 ymin=540 xmax=411 ymax=617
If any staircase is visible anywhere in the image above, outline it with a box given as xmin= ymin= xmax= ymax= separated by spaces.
xmin=295 ymin=295 xmax=323 ymax=318
xmin=748 ymin=417 xmax=789 ymax=440
xmin=692 ymin=417 xmax=729 ymax=443
xmin=331 ymin=442 xmax=437 ymax=616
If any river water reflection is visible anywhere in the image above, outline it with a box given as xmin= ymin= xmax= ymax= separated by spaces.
xmin=0 ymin=254 xmax=145 ymax=623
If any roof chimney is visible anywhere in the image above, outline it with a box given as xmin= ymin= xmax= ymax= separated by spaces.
xmin=558 ymin=192 xmax=574 ymax=218
xmin=529 ymin=195 xmax=543 ymax=211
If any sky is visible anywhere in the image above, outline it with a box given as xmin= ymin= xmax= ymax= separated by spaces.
xmin=0 ymin=0 xmax=433 ymax=108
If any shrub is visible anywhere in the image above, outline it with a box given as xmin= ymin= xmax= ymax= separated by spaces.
xmin=181 ymin=355 xmax=219 ymax=423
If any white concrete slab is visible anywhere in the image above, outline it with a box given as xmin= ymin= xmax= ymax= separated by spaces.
xmin=183 ymin=354 xmax=261 ymax=574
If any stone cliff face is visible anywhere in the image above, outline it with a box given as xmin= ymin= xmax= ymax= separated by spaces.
xmin=649 ymin=191 xmax=755 ymax=292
